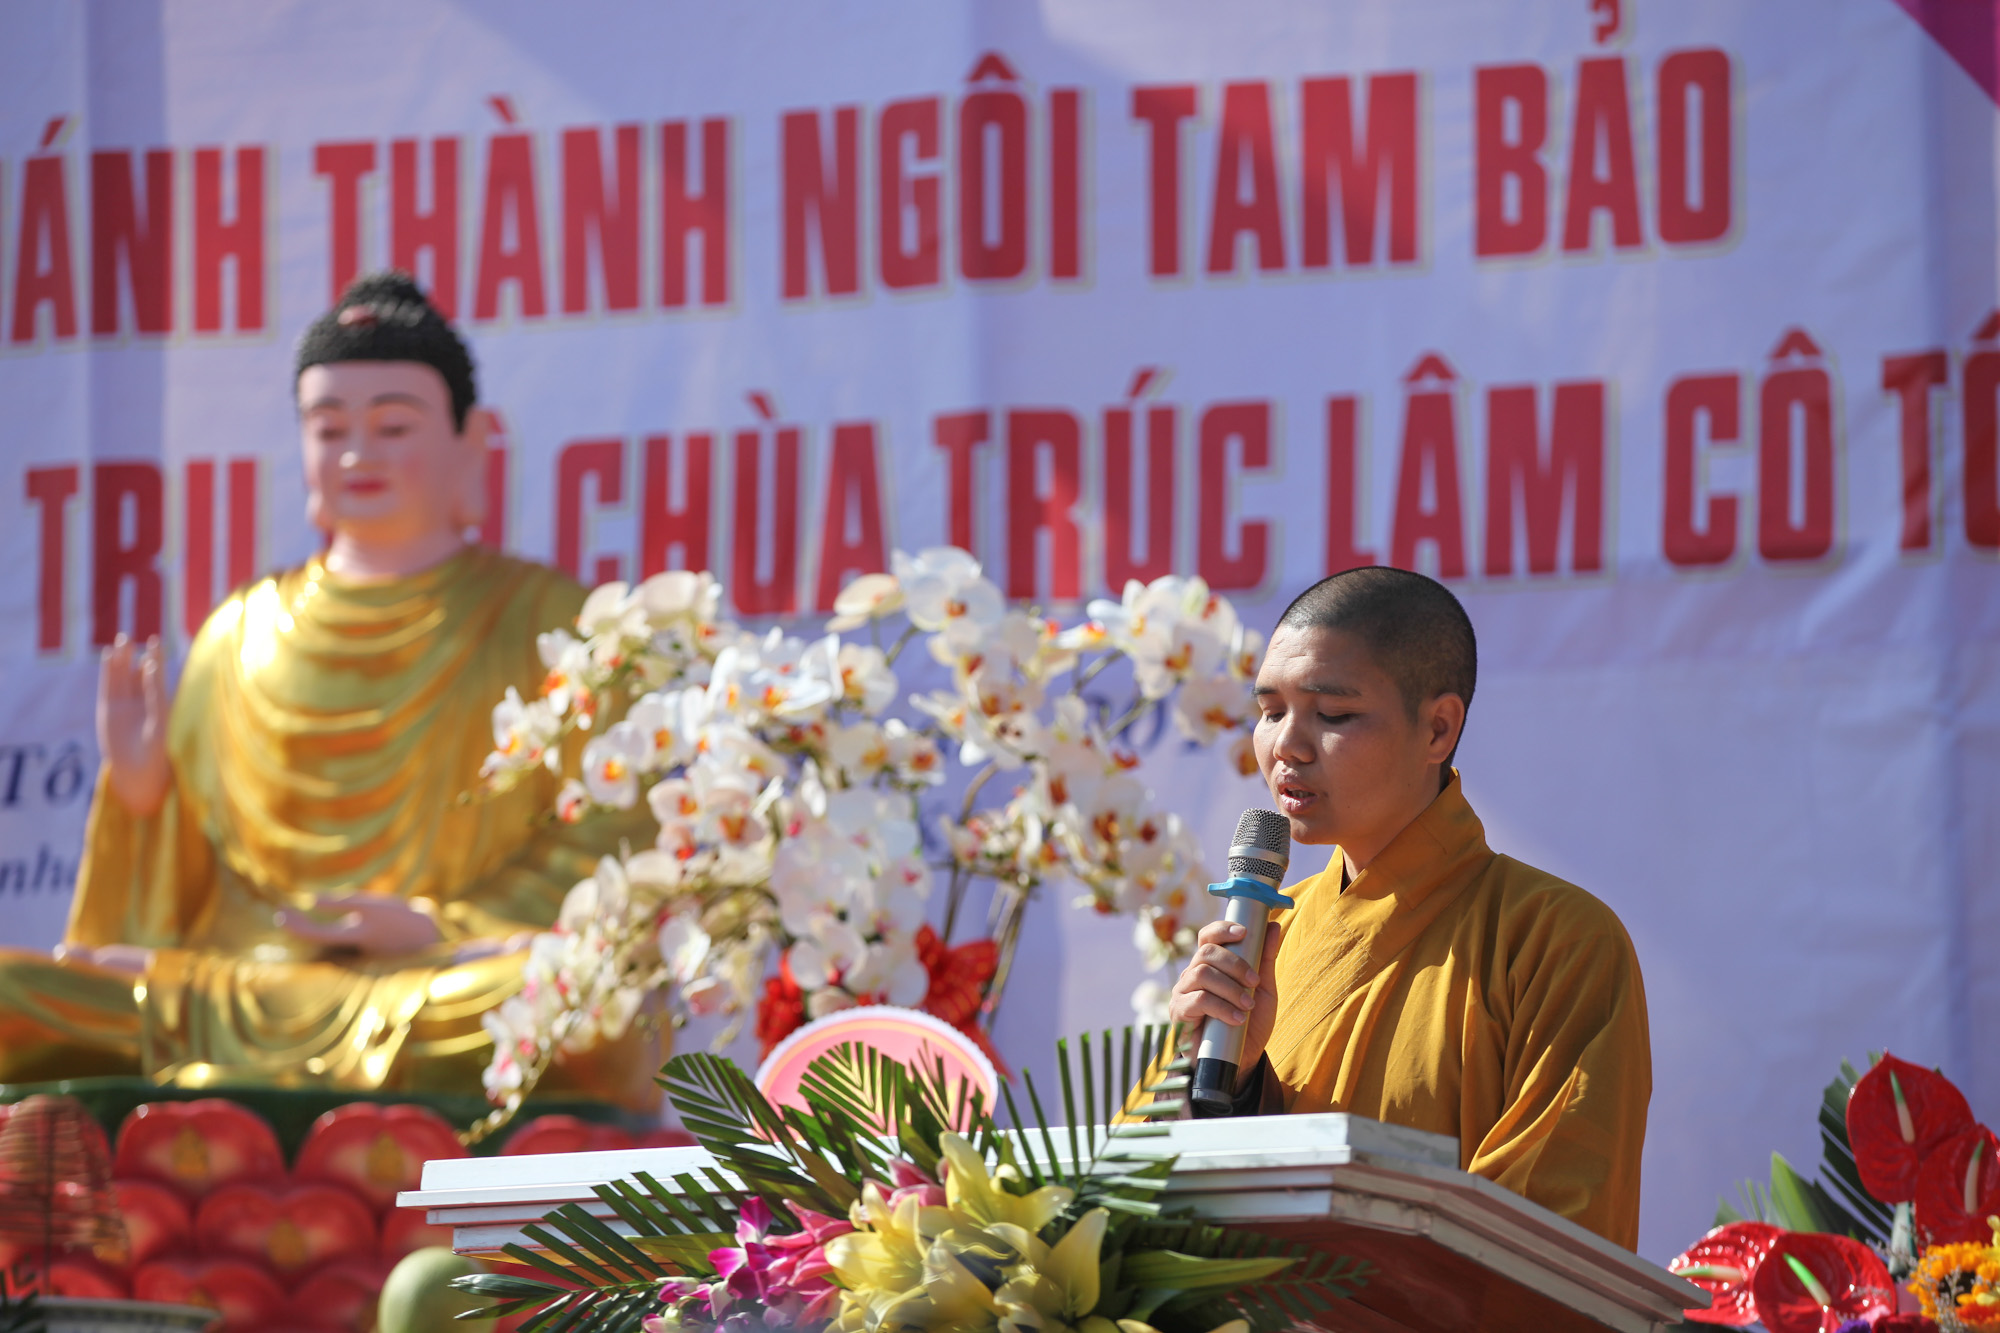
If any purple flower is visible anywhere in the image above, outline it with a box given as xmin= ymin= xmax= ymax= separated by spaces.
xmin=699 ymin=1196 xmax=855 ymax=1327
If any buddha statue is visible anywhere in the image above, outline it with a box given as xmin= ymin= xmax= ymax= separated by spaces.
xmin=0 ymin=272 xmax=658 ymax=1110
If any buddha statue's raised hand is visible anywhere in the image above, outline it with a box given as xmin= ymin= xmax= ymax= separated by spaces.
xmin=98 ymin=633 xmax=170 ymax=817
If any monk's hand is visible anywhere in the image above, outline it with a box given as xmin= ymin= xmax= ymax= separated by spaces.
xmin=278 ymin=895 xmax=444 ymax=958
xmin=1168 ymin=917 xmax=1285 ymax=1090
xmin=98 ymin=633 xmax=171 ymax=817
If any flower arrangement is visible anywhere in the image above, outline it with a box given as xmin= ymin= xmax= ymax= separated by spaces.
xmin=1671 ymin=1053 xmax=2000 ymax=1332
xmin=470 ymin=549 xmax=1261 ymax=1138
xmin=456 ymin=1026 xmax=1371 ymax=1333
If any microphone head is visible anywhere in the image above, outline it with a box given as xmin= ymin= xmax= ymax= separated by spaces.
xmin=1227 ymin=808 xmax=1291 ymax=888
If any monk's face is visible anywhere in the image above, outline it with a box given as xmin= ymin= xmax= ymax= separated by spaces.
xmin=1252 ymin=624 xmax=1464 ymax=861
xmin=298 ymin=361 xmax=484 ymax=548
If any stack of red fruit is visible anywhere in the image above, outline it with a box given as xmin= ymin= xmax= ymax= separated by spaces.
xmin=1 ymin=1099 xmax=692 ymax=1333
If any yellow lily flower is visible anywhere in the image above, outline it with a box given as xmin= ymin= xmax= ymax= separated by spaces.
xmin=940 ymin=1133 xmax=1074 ymax=1233
xmin=828 ymin=1182 xmax=957 ymax=1333
xmin=992 ymin=1209 xmax=1109 ymax=1333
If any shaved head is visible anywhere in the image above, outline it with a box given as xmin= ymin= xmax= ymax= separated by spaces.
xmin=1277 ymin=567 xmax=1477 ymax=724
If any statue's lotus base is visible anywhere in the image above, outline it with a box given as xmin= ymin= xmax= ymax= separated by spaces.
xmin=34 ymin=1297 xmax=219 ymax=1332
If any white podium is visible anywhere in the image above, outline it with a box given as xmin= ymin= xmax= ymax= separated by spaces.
xmin=400 ymin=1113 xmax=1704 ymax=1333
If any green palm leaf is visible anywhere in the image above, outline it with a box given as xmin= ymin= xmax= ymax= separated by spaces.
xmin=449 ymin=1153 xmax=749 ymax=1331
xmin=1005 ymin=1024 xmax=1181 ymax=1224
xmin=1126 ymin=1222 xmax=1374 ymax=1333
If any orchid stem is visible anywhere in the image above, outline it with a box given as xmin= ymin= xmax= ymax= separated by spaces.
xmin=959 ymin=762 xmax=998 ymax=822
xmin=1072 ymin=651 xmax=1119 ymax=696
xmin=1107 ymin=697 xmax=1155 ymax=739
xmin=883 ymin=623 xmax=920 ymax=668
xmin=941 ymin=864 xmax=969 ymax=943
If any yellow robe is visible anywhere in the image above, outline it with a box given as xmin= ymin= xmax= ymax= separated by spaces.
xmin=1260 ymin=775 xmax=1650 ymax=1249
xmin=0 ymin=546 xmax=656 ymax=1108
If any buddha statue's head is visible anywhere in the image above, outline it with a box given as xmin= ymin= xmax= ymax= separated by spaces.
xmin=294 ymin=272 xmax=489 ymax=561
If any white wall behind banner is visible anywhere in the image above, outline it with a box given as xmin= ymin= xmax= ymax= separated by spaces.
xmin=2 ymin=0 xmax=1995 ymax=1260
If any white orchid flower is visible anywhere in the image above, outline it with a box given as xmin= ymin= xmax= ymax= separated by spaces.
xmin=823 ymin=718 xmax=890 ymax=778
xmin=787 ymin=915 xmax=868 ymax=990
xmin=581 ymin=721 xmax=651 ymax=808
xmin=483 ymin=686 xmax=560 ymax=776
xmin=635 ymin=569 xmax=720 ymax=627
xmin=576 ymin=581 xmax=635 ymax=636
xmin=537 ymin=632 xmax=595 ymax=716
xmin=844 ymin=934 xmax=930 ymax=1007
xmin=884 ymin=721 xmax=944 ymax=786
xmin=1130 ymin=977 xmax=1173 ymax=1025
xmin=825 ymin=571 xmax=904 ymax=631
xmin=1228 ymin=625 xmax=1266 ymax=680
xmin=806 ymin=986 xmax=860 ymax=1020
xmin=895 ymin=546 xmax=1005 ymax=650
xmin=835 ymin=643 xmax=898 ymax=714
xmin=627 ymin=688 xmax=703 ymax=772
xmin=554 ymin=778 xmax=590 ymax=823
xmin=657 ymin=913 xmax=712 ymax=986
xmin=1171 ymin=673 xmax=1255 ymax=745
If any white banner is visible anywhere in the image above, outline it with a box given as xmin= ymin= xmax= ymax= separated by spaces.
xmin=2 ymin=0 xmax=1995 ymax=1260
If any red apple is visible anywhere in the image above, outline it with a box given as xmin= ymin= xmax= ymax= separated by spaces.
xmin=113 ymin=1101 xmax=285 ymax=1201
xmin=132 ymin=1256 xmax=289 ymax=1332
xmin=294 ymin=1104 xmax=467 ymax=1211
xmin=288 ymin=1257 xmax=393 ymax=1333
xmin=499 ymin=1115 xmax=636 ymax=1156
xmin=109 ymin=1178 xmax=194 ymax=1269
xmin=194 ymin=1181 xmax=378 ymax=1277
xmin=379 ymin=1203 xmax=455 ymax=1263
xmin=45 ymin=1253 xmax=130 ymax=1300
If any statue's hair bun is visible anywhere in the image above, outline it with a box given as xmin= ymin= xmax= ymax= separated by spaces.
xmin=295 ymin=270 xmax=477 ymax=429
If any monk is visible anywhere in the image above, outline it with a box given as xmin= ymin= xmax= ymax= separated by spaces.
xmin=1167 ymin=568 xmax=1651 ymax=1249
xmin=0 ymin=272 xmax=655 ymax=1109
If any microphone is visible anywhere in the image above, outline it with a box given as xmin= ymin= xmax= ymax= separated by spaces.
xmin=1188 ymin=808 xmax=1294 ymax=1118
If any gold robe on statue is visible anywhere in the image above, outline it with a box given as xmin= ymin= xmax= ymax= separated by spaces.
xmin=0 ymin=547 xmax=657 ymax=1108
xmin=1258 ymin=775 xmax=1650 ymax=1249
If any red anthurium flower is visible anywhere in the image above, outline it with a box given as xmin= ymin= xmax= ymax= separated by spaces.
xmin=1747 ymin=1232 xmax=1895 ymax=1333
xmin=1847 ymin=1054 xmax=1975 ymax=1205
xmin=1915 ymin=1124 xmax=2000 ymax=1246
xmin=1668 ymin=1221 xmax=1784 ymax=1325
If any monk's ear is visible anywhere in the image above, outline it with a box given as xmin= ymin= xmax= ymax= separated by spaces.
xmin=1423 ymin=692 xmax=1466 ymax=764
xmin=453 ymin=408 xmax=496 ymax=533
